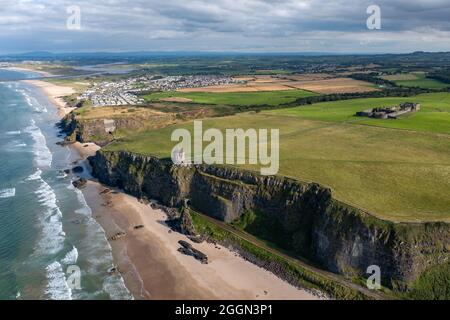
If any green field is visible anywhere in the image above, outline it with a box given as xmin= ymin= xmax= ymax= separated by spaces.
xmin=267 ymin=93 xmax=450 ymax=134
xmin=142 ymin=89 xmax=317 ymax=106
xmin=382 ymin=73 xmax=449 ymax=89
xmin=105 ymin=111 xmax=450 ymax=222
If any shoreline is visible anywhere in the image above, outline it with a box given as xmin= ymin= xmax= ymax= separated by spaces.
xmin=23 ymin=79 xmax=76 ymax=117
xmin=4 ymin=66 xmax=54 ymax=77
xmin=28 ymin=79 xmax=321 ymax=300
xmin=82 ymin=180 xmax=321 ymax=300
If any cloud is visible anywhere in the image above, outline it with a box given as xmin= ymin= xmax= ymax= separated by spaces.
xmin=0 ymin=0 xmax=449 ymax=53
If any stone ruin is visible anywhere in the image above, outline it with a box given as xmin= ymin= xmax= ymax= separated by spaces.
xmin=355 ymin=102 xmax=421 ymax=119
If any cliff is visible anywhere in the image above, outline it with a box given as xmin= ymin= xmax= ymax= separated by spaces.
xmin=89 ymin=150 xmax=450 ymax=298
xmin=59 ymin=111 xmax=179 ymax=146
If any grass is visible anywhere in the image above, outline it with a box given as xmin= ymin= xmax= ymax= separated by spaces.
xmin=382 ymin=72 xmax=449 ymax=89
xmin=46 ymin=77 xmax=91 ymax=92
xmin=142 ymin=89 xmax=317 ymax=106
xmin=267 ymin=92 xmax=450 ymax=134
xmin=105 ymin=111 xmax=450 ymax=222
xmin=407 ymin=262 xmax=450 ymax=300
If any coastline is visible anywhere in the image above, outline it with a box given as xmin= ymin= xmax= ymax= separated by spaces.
xmin=71 ymin=136 xmax=321 ymax=300
xmin=82 ymin=180 xmax=321 ymax=300
xmin=29 ymin=79 xmax=321 ymax=300
xmin=5 ymin=66 xmax=53 ymax=77
xmin=23 ymin=79 xmax=76 ymax=117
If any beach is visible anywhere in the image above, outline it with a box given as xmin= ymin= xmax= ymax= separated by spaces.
xmin=29 ymin=78 xmax=321 ymax=300
xmin=81 ymin=181 xmax=321 ymax=300
xmin=23 ymin=79 xmax=76 ymax=117
xmin=5 ymin=66 xmax=53 ymax=78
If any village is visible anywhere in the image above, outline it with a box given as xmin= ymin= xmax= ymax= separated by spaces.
xmin=78 ymin=74 xmax=242 ymax=107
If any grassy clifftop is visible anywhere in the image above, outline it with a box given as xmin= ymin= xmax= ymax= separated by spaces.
xmin=104 ymin=109 xmax=450 ymax=222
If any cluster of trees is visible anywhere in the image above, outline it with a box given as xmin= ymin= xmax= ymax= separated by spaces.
xmin=234 ymin=85 xmax=444 ymax=113
xmin=427 ymin=70 xmax=450 ymax=84
xmin=271 ymin=86 xmax=433 ymax=110
xmin=349 ymin=72 xmax=397 ymax=87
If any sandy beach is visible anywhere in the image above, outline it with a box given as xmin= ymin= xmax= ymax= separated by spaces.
xmin=5 ymin=66 xmax=54 ymax=77
xmin=81 ymin=181 xmax=321 ymax=300
xmin=24 ymin=79 xmax=76 ymax=117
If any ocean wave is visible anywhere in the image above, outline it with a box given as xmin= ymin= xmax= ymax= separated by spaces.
xmin=103 ymin=274 xmax=133 ymax=300
xmin=56 ymin=172 xmax=68 ymax=179
xmin=33 ymin=176 xmax=65 ymax=256
xmin=61 ymin=246 xmax=79 ymax=265
xmin=20 ymin=89 xmax=48 ymax=113
xmin=0 ymin=188 xmax=15 ymax=198
xmin=24 ymin=119 xmax=52 ymax=168
xmin=73 ymin=186 xmax=93 ymax=217
xmin=45 ymin=261 xmax=72 ymax=300
xmin=6 ymin=130 xmax=21 ymax=135
xmin=26 ymin=169 xmax=42 ymax=181
xmin=14 ymin=143 xmax=27 ymax=147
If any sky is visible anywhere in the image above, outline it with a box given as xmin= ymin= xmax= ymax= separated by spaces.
xmin=0 ymin=0 xmax=449 ymax=54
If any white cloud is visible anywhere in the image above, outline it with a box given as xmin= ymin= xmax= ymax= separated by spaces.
xmin=0 ymin=0 xmax=449 ymax=52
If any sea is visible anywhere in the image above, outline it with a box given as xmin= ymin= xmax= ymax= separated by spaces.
xmin=0 ymin=69 xmax=132 ymax=300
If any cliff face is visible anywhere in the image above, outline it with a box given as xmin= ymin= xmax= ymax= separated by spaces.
xmin=89 ymin=150 xmax=450 ymax=292
xmin=60 ymin=113 xmax=155 ymax=145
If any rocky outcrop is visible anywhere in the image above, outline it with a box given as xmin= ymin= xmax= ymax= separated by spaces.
xmin=178 ymin=240 xmax=208 ymax=264
xmin=89 ymin=150 xmax=450 ymax=293
xmin=72 ymin=178 xmax=87 ymax=189
xmin=58 ymin=111 xmax=181 ymax=146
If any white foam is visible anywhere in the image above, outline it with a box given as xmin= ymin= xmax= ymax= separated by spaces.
xmin=6 ymin=131 xmax=21 ymax=135
xmin=45 ymin=261 xmax=72 ymax=300
xmin=61 ymin=246 xmax=79 ymax=265
xmin=26 ymin=169 xmax=42 ymax=181
xmin=56 ymin=172 xmax=67 ymax=179
xmin=73 ymin=186 xmax=93 ymax=217
xmin=20 ymin=89 xmax=48 ymax=113
xmin=33 ymin=176 xmax=65 ymax=256
xmin=24 ymin=120 xmax=52 ymax=168
xmin=0 ymin=188 xmax=15 ymax=198
xmin=103 ymin=275 xmax=133 ymax=300
xmin=14 ymin=143 xmax=27 ymax=147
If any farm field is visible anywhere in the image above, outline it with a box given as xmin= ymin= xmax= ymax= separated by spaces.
xmin=143 ymin=89 xmax=317 ymax=106
xmin=267 ymin=92 xmax=450 ymax=134
xmin=176 ymin=74 xmax=377 ymax=94
xmin=381 ymin=72 xmax=449 ymax=89
xmin=105 ymin=112 xmax=450 ymax=222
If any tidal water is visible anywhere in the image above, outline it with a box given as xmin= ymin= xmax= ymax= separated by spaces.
xmin=0 ymin=69 xmax=132 ymax=300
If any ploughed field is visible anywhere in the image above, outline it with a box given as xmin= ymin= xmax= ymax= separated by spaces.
xmin=105 ymin=92 xmax=450 ymax=222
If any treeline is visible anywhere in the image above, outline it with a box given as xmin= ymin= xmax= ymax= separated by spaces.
xmin=283 ymin=86 xmax=432 ymax=106
xmin=349 ymin=72 xmax=397 ymax=87
xmin=427 ymin=70 xmax=450 ymax=84
xmin=234 ymin=86 xmax=437 ymax=113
